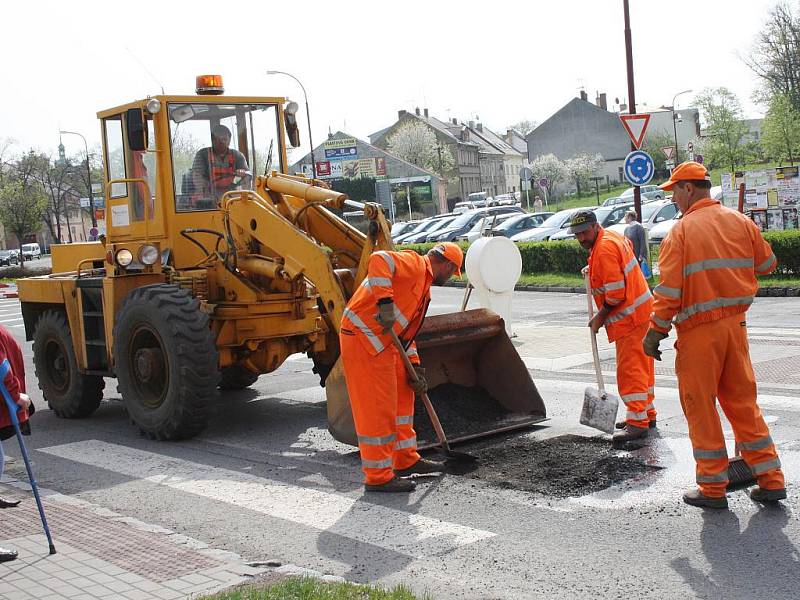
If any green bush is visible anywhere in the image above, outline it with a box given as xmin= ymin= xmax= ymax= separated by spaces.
xmin=764 ymin=230 xmax=800 ymax=275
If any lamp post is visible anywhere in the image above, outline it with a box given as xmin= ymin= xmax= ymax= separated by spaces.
xmin=59 ymin=130 xmax=97 ymax=229
xmin=267 ymin=70 xmax=316 ymax=178
xmin=671 ymin=89 xmax=692 ymax=169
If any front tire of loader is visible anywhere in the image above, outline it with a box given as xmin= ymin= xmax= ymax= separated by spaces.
xmin=219 ymin=365 xmax=259 ymax=390
xmin=113 ymin=285 xmax=219 ymax=440
xmin=33 ymin=310 xmax=104 ymax=418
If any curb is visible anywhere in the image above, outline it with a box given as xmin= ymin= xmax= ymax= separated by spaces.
xmin=444 ymin=280 xmax=800 ymax=297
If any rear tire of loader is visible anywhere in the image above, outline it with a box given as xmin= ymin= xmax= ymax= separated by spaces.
xmin=219 ymin=365 xmax=259 ymax=390
xmin=33 ymin=310 xmax=104 ymax=418
xmin=114 ymin=285 xmax=219 ymax=440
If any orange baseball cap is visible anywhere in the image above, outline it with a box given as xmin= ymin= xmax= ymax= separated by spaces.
xmin=659 ymin=161 xmax=711 ymax=191
xmin=432 ymin=242 xmax=463 ymax=275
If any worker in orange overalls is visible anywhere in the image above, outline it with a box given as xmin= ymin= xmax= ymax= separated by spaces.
xmin=570 ymin=210 xmax=655 ymax=448
xmin=340 ymin=242 xmax=463 ymax=492
xmin=645 ymin=161 xmax=786 ymax=509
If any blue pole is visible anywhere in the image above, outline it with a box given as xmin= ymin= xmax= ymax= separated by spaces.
xmin=0 ymin=360 xmax=56 ymax=554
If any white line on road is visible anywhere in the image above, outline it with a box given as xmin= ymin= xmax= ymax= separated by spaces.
xmin=0 ymin=318 xmax=23 ymax=324
xmin=38 ymin=440 xmax=496 ymax=558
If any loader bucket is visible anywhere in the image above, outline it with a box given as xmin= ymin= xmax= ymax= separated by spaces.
xmin=326 ymin=308 xmax=546 ymax=449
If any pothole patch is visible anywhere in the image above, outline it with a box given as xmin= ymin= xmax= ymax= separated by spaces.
xmin=456 ymin=434 xmax=662 ymax=497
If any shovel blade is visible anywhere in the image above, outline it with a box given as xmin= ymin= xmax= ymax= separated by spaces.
xmin=580 ymin=386 xmax=619 ymax=434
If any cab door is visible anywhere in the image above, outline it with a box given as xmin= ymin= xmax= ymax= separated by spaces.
xmin=102 ymin=109 xmax=165 ymax=242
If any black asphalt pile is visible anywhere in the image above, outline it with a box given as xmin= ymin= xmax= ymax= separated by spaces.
xmin=414 ymin=383 xmax=511 ymax=445
xmin=460 ymin=434 xmax=661 ymax=497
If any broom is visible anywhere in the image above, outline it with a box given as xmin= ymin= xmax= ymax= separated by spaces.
xmin=727 ymin=444 xmax=756 ymax=491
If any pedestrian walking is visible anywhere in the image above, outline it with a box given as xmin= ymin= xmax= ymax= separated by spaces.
xmin=645 ymin=161 xmax=786 ymax=509
xmin=0 ymin=324 xmax=33 ymax=562
xmin=340 ymin=243 xmax=463 ymax=492
xmin=571 ymin=210 xmax=656 ymax=448
xmin=533 ymin=195 xmax=543 ymax=211
xmin=623 ymin=210 xmax=649 ymax=275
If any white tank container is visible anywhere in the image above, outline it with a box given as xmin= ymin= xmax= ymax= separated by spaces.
xmin=464 ymin=236 xmax=522 ymax=336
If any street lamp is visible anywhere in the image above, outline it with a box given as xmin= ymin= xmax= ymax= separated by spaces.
xmin=671 ymin=89 xmax=692 ymax=169
xmin=59 ymin=130 xmax=97 ymax=230
xmin=266 ymin=70 xmax=316 ymax=178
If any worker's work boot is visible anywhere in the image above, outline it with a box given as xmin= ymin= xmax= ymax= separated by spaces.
xmin=0 ymin=497 xmax=21 ymax=509
xmin=0 ymin=547 xmax=18 ymax=562
xmin=683 ymin=489 xmax=728 ymax=509
xmin=395 ymin=458 xmax=446 ymax=477
xmin=750 ymin=487 xmax=787 ymax=503
xmin=364 ymin=476 xmax=416 ymax=493
xmin=612 ymin=423 xmax=649 ymax=448
xmin=615 ymin=419 xmax=656 ymax=430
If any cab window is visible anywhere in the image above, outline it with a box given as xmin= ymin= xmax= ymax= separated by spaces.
xmin=168 ymin=103 xmax=280 ymax=212
xmin=104 ymin=116 xmax=127 ymax=198
xmin=128 ymin=116 xmax=156 ymax=222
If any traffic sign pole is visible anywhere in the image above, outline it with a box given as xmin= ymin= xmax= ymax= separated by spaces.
xmin=623 ymin=0 xmax=642 ymax=221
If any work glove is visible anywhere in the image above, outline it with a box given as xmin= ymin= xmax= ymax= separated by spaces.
xmin=643 ymin=329 xmax=668 ymax=361
xmin=408 ymin=365 xmax=428 ymax=395
xmin=375 ymin=301 xmax=396 ymax=333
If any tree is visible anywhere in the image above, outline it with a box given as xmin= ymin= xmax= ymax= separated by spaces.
xmin=507 ymin=120 xmax=538 ymax=136
xmin=564 ymin=153 xmax=603 ymax=197
xmin=386 ymin=121 xmax=456 ymax=181
xmin=530 ymin=153 xmax=567 ymax=203
xmin=746 ymin=3 xmax=800 ymax=111
xmin=761 ymin=93 xmax=800 ymax=164
xmin=0 ymin=179 xmax=47 ymax=264
xmin=695 ymin=87 xmax=750 ymax=172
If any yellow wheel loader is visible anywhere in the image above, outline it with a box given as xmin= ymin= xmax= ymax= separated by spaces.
xmin=18 ymin=75 xmax=546 ymax=443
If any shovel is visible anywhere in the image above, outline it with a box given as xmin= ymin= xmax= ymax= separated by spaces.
xmin=388 ymin=330 xmax=477 ymax=462
xmin=580 ymin=275 xmax=619 ymax=434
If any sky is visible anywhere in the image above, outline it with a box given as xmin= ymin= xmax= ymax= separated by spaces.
xmin=0 ymin=0 xmax=780 ymax=162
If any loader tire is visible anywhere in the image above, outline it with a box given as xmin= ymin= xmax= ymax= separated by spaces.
xmin=114 ymin=284 xmax=219 ymax=440
xmin=33 ymin=310 xmax=104 ymax=418
xmin=219 ymin=365 xmax=259 ymax=390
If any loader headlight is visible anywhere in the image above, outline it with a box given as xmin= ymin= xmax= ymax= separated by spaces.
xmin=115 ymin=249 xmax=133 ymax=267
xmin=285 ymin=101 xmax=299 ymax=115
xmin=145 ymin=98 xmax=162 ymax=114
xmin=138 ymin=244 xmax=159 ymax=265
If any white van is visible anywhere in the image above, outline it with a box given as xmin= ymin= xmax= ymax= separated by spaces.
xmin=21 ymin=243 xmax=41 ymax=260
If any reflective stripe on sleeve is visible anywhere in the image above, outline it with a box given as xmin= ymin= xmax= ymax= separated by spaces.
xmin=362 ymin=457 xmax=393 ymax=469
xmin=593 ymin=280 xmax=625 ymax=295
xmin=675 ymin=295 xmax=754 ymax=324
xmin=654 ymin=284 xmax=681 ymax=298
xmin=605 ymin=290 xmax=653 ymax=325
xmin=363 ymin=277 xmax=392 ymax=289
xmin=756 ymin=254 xmax=777 ymax=273
xmin=652 ymin=315 xmax=672 ymax=329
xmin=358 ymin=433 xmax=396 ymax=446
xmin=395 ymin=437 xmax=417 ymax=450
xmin=683 ymin=257 xmax=753 ymax=277
xmin=693 ymin=447 xmax=729 ymax=460
xmin=696 ymin=470 xmax=729 ymax=484
xmin=751 ymin=457 xmax=781 ymax=475
xmin=375 ymin=251 xmax=396 ymax=274
xmin=621 ymin=392 xmax=649 ymax=403
xmin=343 ymin=308 xmax=385 ymax=353
xmin=739 ymin=435 xmax=774 ymax=452
xmin=406 ymin=347 xmax=418 ymax=358
xmin=393 ymin=305 xmax=410 ymax=329
xmin=623 ymin=256 xmax=638 ymax=274
xmin=396 ymin=415 xmax=413 ymax=426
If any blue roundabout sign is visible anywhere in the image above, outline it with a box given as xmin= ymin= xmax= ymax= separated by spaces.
xmin=623 ymin=150 xmax=655 ymax=186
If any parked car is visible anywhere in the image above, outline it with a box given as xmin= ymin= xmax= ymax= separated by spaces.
xmin=602 ymin=195 xmax=626 ymax=207
xmin=511 ymin=207 xmax=594 ymax=242
xmin=401 ymin=216 xmax=458 ymax=244
xmin=453 ymin=201 xmax=477 ymax=214
xmin=549 ymin=203 xmax=633 ymax=241
xmin=21 ymin=243 xmax=41 ymax=260
xmin=391 ymin=220 xmax=421 ymax=241
xmin=619 ymin=184 xmax=665 ymax=202
xmin=428 ymin=206 xmax=524 ymax=242
xmin=467 ymin=191 xmax=490 ymax=208
xmin=490 ymin=212 xmax=554 ymax=238
xmin=393 ymin=214 xmax=452 ymax=244
xmin=648 ymin=186 xmax=721 ymax=246
xmin=606 ymin=199 xmax=679 ymax=236
xmin=494 ymin=193 xmax=516 ymax=206
xmin=456 ymin=213 xmax=516 ymax=243
xmin=0 ymin=250 xmax=18 ymax=266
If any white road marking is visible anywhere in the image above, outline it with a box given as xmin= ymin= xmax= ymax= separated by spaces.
xmin=0 ymin=318 xmax=23 ymax=324
xmin=39 ymin=440 xmax=496 ymax=558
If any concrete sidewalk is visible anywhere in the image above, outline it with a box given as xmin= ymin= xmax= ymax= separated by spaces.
xmin=0 ymin=474 xmax=265 ymax=600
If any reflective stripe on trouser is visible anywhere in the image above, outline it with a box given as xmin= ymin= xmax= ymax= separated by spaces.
xmin=675 ymin=314 xmax=784 ymax=497
xmin=340 ymin=333 xmax=420 ymax=485
xmin=615 ymin=321 xmax=656 ymax=427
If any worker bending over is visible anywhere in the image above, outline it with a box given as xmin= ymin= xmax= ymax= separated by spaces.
xmin=340 ymin=243 xmax=463 ymax=493
xmin=645 ymin=162 xmax=785 ymax=509
xmin=571 ymin=210 xmax=656 ymax=448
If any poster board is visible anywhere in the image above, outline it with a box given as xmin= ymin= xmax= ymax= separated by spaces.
xmin=722 ymin=167 xmax=800 ymax=230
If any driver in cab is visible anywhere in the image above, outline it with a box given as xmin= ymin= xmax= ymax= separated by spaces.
xmin=191 ymin=124 xmax=249 ymax=204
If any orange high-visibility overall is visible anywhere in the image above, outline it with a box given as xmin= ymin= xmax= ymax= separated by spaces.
xmin=340 ymin=250 xmax=432 ymax=485
xmin=588 ymin=228 xmax=655 ymax=427
xmin=652 ymin=198 xmax=784 ymax=497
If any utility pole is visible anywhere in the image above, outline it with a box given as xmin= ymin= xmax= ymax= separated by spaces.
xmin=623 ymin=0 xmax=641 ymax=222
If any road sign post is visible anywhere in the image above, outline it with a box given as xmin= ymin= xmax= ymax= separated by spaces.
xmin=623 ymin=150 xmax=655 ymax=186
